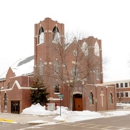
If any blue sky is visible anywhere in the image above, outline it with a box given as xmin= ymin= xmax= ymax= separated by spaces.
xmin=0 ymin=0 xmax=130 ymax=81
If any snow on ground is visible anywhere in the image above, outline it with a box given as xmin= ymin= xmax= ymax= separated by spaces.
xmin=21 ymin=103 xmax=130 ymax=123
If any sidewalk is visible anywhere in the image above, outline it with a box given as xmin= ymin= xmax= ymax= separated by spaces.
xmin=1 ymin=108 xmax=130 ymax=124
xmin=0 ymin=113 xmax=60 ymax=124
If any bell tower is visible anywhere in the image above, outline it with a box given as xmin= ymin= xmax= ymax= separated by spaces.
xmin=34 ymin=17 xmax=64 ymax=88
xmin=34 ymin=17 xmax=64 ymax=70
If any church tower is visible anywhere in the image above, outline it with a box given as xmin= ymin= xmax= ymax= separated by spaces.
xmin=34 ymin=17 xmax=64 ymax=68
xmin=34 ymin=18 xmax=64 ymax=100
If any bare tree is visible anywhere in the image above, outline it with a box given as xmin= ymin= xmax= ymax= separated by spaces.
xmin=35 ymin=30 xmax=109 ymax=110
xmin=44 ymin=32 xmax=107 ymax=110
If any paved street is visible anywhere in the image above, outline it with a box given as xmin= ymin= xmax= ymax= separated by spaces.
xmin=62 ymin=115 xmax=130 ymax=130
xmin=1 ymin=113 xmax=130 ymax=130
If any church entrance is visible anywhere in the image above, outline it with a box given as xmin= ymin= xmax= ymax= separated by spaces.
xmin=11 ymin=101 xmax=20 ymax=114
xmin=73 ymin=94 xmax=83 ymax=111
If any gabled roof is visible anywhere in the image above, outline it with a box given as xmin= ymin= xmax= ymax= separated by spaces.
xmin=0 ymin=55 xmax=34 ymax=80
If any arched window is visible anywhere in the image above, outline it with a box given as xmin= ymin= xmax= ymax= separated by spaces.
xmin=7 ymin=82 xmax=10 ymax=89
xmin=81 ymin=42 xmax=88 ymax=56
xmin=39 ymin=60 xmax=43 ymax=75
xmin=73 ymin=50 xmax=77 ymax=56
xmin=54 ymin=81 xmax=59 ymax=93
xmin=109 ymin=93 xmax=113 ymax=104
xmin=71 ymin=67 xmax=80 ymax=78
xmin=4 ymin=93 xmax=7 ymax=110
xmin=96 ymin=69 xmax=100 ymax=80
xmin=38 ymin=27 xmax=44 ymax=44
xmin=54 ymin=59 xmax=59 ymax=74
xmin=52 ymin=26 xmax=60 ymax=43
xmin=89 ymin=92 xmax=94 ymax=105
xmin=94 ymin=42 xmax=100 ymax=56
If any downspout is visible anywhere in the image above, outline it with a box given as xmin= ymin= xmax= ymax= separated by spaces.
xmin=95 ymin=85 xmax=97 ymax=111
xmin=106 ymin=86 xmax=108 ymax=110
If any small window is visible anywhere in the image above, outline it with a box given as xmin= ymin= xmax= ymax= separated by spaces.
xmin=116 ymin=83 xmax=119 ymax=88
xmin=73 ymin=50 xmax=77 ymax=56
xmin=94 ymin=42 xmax=100 ymax=56
xmin=109 ymin=93 xmax=113 ymax=104
xmin=7 ymin=82 xmax=10 ymax=89
xmin=96 ymin=69 xmax=100 ymax=80
xmin=54 ymin=59 xmax=59 ymax=75
xmin=117 ymin=93 xmax=119 ymax=97
xmin=89 ymin=92 xmax=94 ymax=105
xmin=125 ymin=83 xmax=128 ymax=87
xmin=4 ymin=93 xmax=8 ymax=110
xmin=54 ymin=81 xmax=59 ymax=93
xmin=125 ymin=92 xmax=128 ymax=97
xmin=71 ymin=67 xmax=80 ymax=78
xmin=121 ymin=92 xmax=124 ymax=97
xmin=39 ymin=60 xmax=43 ymax=75
xmin=120 ymin=83 xmax=123 ymax=87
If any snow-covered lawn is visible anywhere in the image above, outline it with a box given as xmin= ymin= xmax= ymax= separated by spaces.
xmin=21 ymin=103 xmax=130 ymax=123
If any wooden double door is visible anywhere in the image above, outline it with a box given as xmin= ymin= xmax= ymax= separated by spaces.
xmin=11 ymin=101 xmax=20 ymax=114
xmin=73 ymin=94 xmax=83 ymax=111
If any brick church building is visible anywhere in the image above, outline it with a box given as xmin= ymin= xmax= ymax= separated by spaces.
xmin=0 ymin=17 xmax=116 ymax=113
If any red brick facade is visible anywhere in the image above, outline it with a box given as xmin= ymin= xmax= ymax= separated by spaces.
xmin=0 ymin=17 xmax=116 ymax=113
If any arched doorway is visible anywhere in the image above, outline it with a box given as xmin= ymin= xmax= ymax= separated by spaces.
xmin=73 ymin=93 xmax=83 ymax=111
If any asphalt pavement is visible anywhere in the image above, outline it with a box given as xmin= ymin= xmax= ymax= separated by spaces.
xmin=1 ymin=108 xmax=130 ymax=130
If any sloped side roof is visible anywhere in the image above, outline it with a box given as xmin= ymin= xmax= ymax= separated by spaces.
xmin=0 ymin=55 xmax=34 ymax=79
